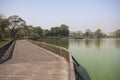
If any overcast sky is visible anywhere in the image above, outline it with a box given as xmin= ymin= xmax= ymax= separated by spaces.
xmin=0 ymin=0 xmax=120 ymax=32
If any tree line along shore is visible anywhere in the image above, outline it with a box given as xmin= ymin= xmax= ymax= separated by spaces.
xmin=0 ymin=15 xmax=120 ymax=42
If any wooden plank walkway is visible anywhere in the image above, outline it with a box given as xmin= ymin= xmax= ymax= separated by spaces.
xmin=0 ymin=40 xmax=69 ymax=80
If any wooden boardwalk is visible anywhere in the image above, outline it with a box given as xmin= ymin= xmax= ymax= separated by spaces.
xmin=0 ymin=40 xmax=69 ymax=80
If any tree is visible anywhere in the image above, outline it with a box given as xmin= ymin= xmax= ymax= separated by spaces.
xmin=23 ymin=25 xmax=30 ymax=37
xmin=50 ymin=27 xmax=61 ymax=36
xmin=69 ymin=31 xmax=84 ymax=39
xmin=114 ymin=29 xmax=120 ymax=38
xmin=43 ymin=24 xmax=69 ymax=38
xmin=7 ymin=15 xmax=26 ymax=38
xmin=33 ymin=26 xmax=43 ymax=37
xmin=43 ymin=29 xmax=50 ymax=36
xmin=85 ymin=29 xmax=92 ymax=38
xmin=0 ymin=16 xmax=10 ymax=40
xmin=60 ymin=24 xmax=69 ymax=37
xmin=94 ymin=28 xmax=103 ymax=39
xmin=26 ymin=25 xmax=33 ymax=37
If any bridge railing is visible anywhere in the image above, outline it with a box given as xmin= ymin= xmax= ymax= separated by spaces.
xmin=28 ymin=39 xmax=75 ymax=80
xmin=0 ymin=39 xmax=16 ymax=59
xmin=72 ymin=56 xmax=91 ymax=80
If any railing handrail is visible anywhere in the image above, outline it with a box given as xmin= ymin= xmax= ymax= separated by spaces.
xmin=72 ymin=56 xmax=91 ymax=80
xmin=0 ymin=38 xmax=16 ymax=59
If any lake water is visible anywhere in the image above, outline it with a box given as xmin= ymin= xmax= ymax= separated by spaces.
xmin=39 ymin=39 xmax=120 ymax=80
xmin=69 ymin=39 xmax=120 ymax=80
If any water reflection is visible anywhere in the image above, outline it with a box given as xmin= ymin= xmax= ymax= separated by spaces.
xmin=95 ymin=39 xmax=103 ymax=49
xmin=39 ymin=38 xmax=120 ymax=49
xmin=84 ymin=39 xmax=103 ymax=49
xmin=114 ymin=39 xmax=120 ymax=48
xmin=68 ymin=39 xmax=120 ymax=80
xmin=69 ymin=39 xmax=83 ymax=46
xmin=39 ymin=38 xmax=69 ymax=49
xmin=85 ymin=39 xmax=93 ymax=48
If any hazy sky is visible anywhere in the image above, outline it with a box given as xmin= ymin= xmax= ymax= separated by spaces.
xmin=0 ymin=0 xmax=120 ymax=32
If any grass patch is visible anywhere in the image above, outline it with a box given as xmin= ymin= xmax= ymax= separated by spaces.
xmin=0 ymin=40 xmax=10 ymax=46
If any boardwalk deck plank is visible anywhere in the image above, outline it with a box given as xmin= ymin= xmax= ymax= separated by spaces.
xmin=0 ymin=40 xmax=68 ymax=80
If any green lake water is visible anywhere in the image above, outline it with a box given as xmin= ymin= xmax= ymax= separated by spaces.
xmin=39 ymin=39 xmax=120 ymax=80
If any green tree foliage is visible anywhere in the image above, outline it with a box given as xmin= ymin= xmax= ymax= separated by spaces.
xmin=8 ymin=15 xmax=26 ymax=38
xmin=22 ymin=25 xmax=30 ymax=37
xmin=0 ymin=16 xmax=10 ymax=40
xmin=69 ymin=31 xmax=84 ymax=39
xmin=60 ymin=24 xmax=69 ymax=37
xmin=114 ymin=29 xmax=120 ymax=38
xmin=1 ymin=15 xmax=69 ymax=39
xmin=26 ymin=25 xmax=33 ymax=37
xmin=50 ymin=27 xmax=61 ymax=36
xmin=33 ymin=26 xmax=43 ymax=37
xmin=70 ymin=28 xmax=107 ymax=39
xmin=94 ymin=28 xmax=103 ymax=39
xmin=18 ymin=25 xmax=43 ymax=39
xmin=43 ymin=29 xmax=51 ymax=36
xmin=18 ymin=25 xmax=30 ymax=38
xmin=85 ymin=29 xmax=93 ymax=38
xmin=43 ymin=24 xmax=69 ymax=38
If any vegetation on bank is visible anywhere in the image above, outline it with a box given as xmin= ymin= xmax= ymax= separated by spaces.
xmin=38 ymin=38 xmax=69 ymax=49
xmin=0 ymin=40 xmax=10 ymax=46
xmin=0 ymin=15 xmax=69 ymax=40
xmin=0 ymin=14 xmax=120 ymax=42
xmin=70 ymin=29 xmax=120 ymax=39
